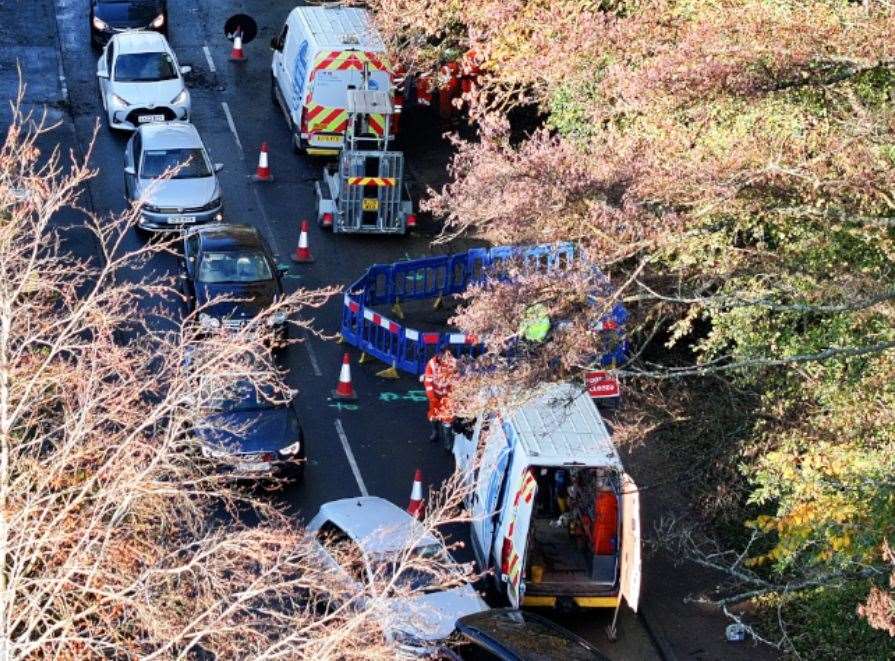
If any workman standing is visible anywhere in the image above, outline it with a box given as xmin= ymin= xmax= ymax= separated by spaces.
xmin=422 ymin=348 xmax=458 ymax=449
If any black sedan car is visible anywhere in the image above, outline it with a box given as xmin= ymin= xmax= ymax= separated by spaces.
xmin=194 ymin=379 xmax=305 ymax=482
xmin=91 ymin=0 xmax=168 ymax=48
xmin=180 ymin=224 xmax=290 ymax=343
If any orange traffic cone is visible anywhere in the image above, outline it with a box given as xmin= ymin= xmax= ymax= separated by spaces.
xmin=291 ymin=220 xmax=315 ymax=263
xmin=252 ymin=142 xmax=273 ymax=182
xmin=230 ymin=30 xmax=246 ymax=62
xmin=332 ymin=353 xmax=357 ymax=401
xmin=407 ymin=469 xmax=425 ymax=519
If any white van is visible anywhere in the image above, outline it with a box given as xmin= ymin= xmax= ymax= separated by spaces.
xmin=269 ymin=6 xmax=395 ymax=155
xmin=453 ymin=384 xmax=641 ymax=612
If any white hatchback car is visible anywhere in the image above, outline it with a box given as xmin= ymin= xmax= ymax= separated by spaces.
xmin=308 ymin=497 xmax=488 ymax=655
xmin=97 ymin=31 xmax=191 ymax=131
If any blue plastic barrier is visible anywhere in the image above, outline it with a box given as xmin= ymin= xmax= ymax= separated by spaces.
xmin=340 ymin=243 xmax=626 ymax=376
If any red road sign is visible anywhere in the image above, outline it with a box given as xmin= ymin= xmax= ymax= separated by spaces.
xmin=586 ymin=370 xmax=620 ymax=399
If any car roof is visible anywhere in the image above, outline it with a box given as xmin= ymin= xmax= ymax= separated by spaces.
xmin=507 ymin=383 xmax=622 ymax=469
xmin=111 ymin=30 xmax=170 ymax=54
xmin=137 ymin=122 xmax=201 ymax=149
xmin=191 ymin=224 xmax=263 ymax=251
xmin=316 ymin=497 xmax=438 ymax=555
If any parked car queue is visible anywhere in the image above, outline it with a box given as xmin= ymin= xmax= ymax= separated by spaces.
xmin=85 ymin=7 xmax=614 ymax=659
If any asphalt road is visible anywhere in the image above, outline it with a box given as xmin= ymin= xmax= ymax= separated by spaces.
xmin=6 ymin=0 xmax=661 ymax=657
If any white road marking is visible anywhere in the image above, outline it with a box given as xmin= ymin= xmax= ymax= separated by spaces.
xmin=220 ymin=101 xmax=242 ymax=150
xmin=202 ymin=45 xmax=217 ymax=73
xmin=303 ymin=333 xmax=323 ymax=377
xmin=335 ymin=419 xmax=368 ymax=496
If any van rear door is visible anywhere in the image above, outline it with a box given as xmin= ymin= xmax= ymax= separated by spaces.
xmin=620 ymin=473 xmax=641 ymax=612
xmin=504 ymin=468 xmax=537 ymax=608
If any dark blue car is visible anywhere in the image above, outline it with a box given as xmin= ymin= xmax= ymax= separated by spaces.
xmin=194 ymin=380 xmax=305 ymax=482
xmin=180 ymin=224 xmax=290 ymax=347
xmin=91 ymin=0 xmax=168 ymax=49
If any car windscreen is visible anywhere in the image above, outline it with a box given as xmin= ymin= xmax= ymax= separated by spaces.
xmin=114 ymin=52 xmax=177 ymax=82
xmin=197 ymin=251 xmax=272 ymax=284
xmin=311 ymin=69 xmax=391 ymax=109
xmin=208 ymin=380 xmax=278 ymax=412
xmin=376 ymin=544 xmax=448 ymax=593
xmin=140 ymin=148 xmax=210 ymax=179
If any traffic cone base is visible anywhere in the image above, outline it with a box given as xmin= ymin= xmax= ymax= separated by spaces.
xmin=332 ymin=353 xmax=357 ymax=400
xmin=407 ymin=469 xmax=425 ymax=519
xmin=292 ymin=220 xmax=315 ymax=263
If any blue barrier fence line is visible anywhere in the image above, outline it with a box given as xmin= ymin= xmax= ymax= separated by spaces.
xmin=340 ymin=243 xmax=627 ymax=376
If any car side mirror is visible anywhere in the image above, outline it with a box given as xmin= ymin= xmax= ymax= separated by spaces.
xmin=277 ymin=263 xmax=290 ymax=275
xmin=124 ymin=166 xmax=136 ymax=176
xmin=213 ymin=163 xmax=224 ymax=173
xmin=270 ymin=37 xmax=283 ymax=52
xmin=97 ymin=71 xmax=109 ymax=80
xmin=180 ymin=65 xmax=192 ymax=75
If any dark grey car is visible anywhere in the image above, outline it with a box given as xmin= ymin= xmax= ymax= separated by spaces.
xmin=124 ymin=121 xmax=223 ymax=233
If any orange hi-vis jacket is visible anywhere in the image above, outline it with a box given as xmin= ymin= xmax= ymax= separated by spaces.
xmin=423 ymin=353 xmax=457 ymax=422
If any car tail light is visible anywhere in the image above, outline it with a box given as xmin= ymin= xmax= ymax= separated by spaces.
xmin=406 ymin=213 xmax=416 ymax=228
xmin=321 ymin=212 xmax=333 ymax=227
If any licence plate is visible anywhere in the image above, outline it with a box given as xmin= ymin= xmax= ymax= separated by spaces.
xmin=237 ymin=461 xmax=271 ymax=472
xmin=139 ymin=114 xmax=165 ymax=123
xmin=314 ymin=134 xmax=341 ymax=144
xmin=362 ymin=198 xmax=379 ymax=211
xmin=168 ymin=215 xmax=196 ymax=224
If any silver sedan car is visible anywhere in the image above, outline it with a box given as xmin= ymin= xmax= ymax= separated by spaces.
xmin=124 ymin=122 xmax=224 ymax=233
xmin=97 ymin=31 xmax=191 ymax=131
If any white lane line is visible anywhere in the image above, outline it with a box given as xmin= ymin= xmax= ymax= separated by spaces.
xmin=220 ymin=101 xmax=242 ymax=150
xmin=202 ymin=45 xmax=217 ymax=73
xmin=303 ymin=333 xmax=323 ymax=377
xmin=335 ymin=419 xmax=368 ymax=497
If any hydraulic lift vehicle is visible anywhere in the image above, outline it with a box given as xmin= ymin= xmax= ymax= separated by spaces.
xmin=314 ymin=88 xmax=414 ymax=235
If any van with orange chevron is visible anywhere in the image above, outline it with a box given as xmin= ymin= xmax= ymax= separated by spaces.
xmin=452 ymin=383 xmax=641 ymax=636
xmin=269 ymin=5 xmax=397 ymax=156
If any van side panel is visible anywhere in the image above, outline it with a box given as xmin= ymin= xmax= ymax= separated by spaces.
xmin=472 ymin=423 xmax=509 ymax=571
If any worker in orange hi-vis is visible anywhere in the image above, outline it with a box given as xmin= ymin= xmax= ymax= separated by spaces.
xmin=422 ymin=348 xmax=458 ymax=449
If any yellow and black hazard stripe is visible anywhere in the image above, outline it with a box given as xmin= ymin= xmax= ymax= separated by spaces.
xmin=347 ymin=177 xmax=396 ymax=187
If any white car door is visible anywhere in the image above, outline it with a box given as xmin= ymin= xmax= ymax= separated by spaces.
xmin=97 ymin=42 xmax=114 ymax=108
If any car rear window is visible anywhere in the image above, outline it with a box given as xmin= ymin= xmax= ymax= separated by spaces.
xmin=198 ymin=251 xmax=272 ymax=284
xmin=115 ymin=52 xmax=177 ymax=82
xmin=141 ymin=148 xmax=210 ymax=179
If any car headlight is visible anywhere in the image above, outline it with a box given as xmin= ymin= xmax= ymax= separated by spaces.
xmin=170 ymin=89 xmax=188 ymax=105
xmin=92 ymin=16 xmax=109 ymax=31
xmin=150 ymin=13 xmax=165 ymax=29
xmin=110 ymin=93 xmax=130 ymax=107
xmin=199 ymin=313 xmax=221 ymax=330
xmin=279 ymin=441 xmax=301 ymax=456
xmin=267 ymin=311 xmax=288 ymax=326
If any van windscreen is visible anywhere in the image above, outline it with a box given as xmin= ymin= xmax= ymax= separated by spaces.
xmin=311 ymin=69 xmax=390 ymax=108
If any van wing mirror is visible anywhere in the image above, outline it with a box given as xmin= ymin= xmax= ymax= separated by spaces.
xmin=124 ymin=166 xmax=136 ymax=176
xmin=270 ymin=36 xmax=283 ymax=52
xmin=180 ymin=65 xmax=193 ymax=75
xmin=213 ymin=162 xmax=224 ymax=173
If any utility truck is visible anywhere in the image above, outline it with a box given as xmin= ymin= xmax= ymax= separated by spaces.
xmin=453 ymin=384 xmax=641 ymax=636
